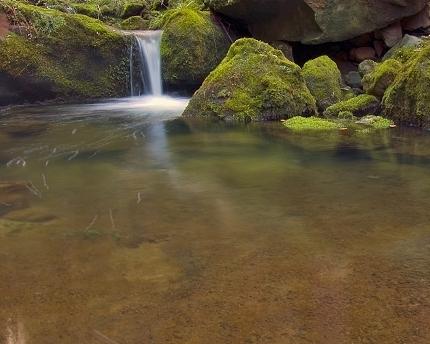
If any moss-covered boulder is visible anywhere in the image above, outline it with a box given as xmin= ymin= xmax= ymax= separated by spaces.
xmin=302 ymin=55 xmax=343 ymax=112
xmin=121 ymin=2 xmax=146 ymax=19
xmin=324 ymin=94 xmax=380 ymax=118
xmin=362 ymin=59 xmax=402 ymax=98
xmin=383 ymin=42 xmax=430 ymax=127
xmin=0 ymin=1 xmax=130 ymax=105
xmin=120 ymin=15 xmax=148 ymax=29
xmin=159 ymin=8 xmax=230 ymax=91
xmin=183 ymin=38 xmax=317 ymax=121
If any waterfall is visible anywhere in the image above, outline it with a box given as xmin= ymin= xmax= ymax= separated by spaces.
xmin=130 ymin=30 xmax=163 ymax=96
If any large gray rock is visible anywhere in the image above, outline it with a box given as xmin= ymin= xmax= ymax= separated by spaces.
xmin=208 ymin=0 xmax=427 ymax=44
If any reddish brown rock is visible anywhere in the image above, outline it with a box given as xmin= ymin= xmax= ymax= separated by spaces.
xmin=0 ymin=13 xmax=9 ymax=39
xmin=402 ymin=4 xmax=430 ymax=30
xmin=381 ymin=22 xmax=403 ymax=47
xmin=373 ymin=40 xmax=385 ymax=57
xmin=349 ymin=47 xmax=376 ymax=62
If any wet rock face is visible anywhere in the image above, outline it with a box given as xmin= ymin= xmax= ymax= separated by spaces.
xmin=208 ymin=0 xmax=427 ymax=44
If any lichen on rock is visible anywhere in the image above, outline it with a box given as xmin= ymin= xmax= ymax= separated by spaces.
xmin=183 ymin=38 xmax=317 ymax=121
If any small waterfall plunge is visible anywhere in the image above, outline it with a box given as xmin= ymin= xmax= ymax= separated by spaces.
xmin=123 ymin=30 xmax=188 ymax=115
xmin=130 ymin=30 xmax=163 ymax=96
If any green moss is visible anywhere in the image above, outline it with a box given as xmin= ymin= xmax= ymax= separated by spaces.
xmin=120 ymin=15 xmax=148 ymax=29
xmin=363 ymin=116 xmax=393 ymax=129
xmin=324 ymin=94 xmax=380 ymax=118
xmin=121 ymin=2 xmax=146 ymax=18
xmin=383 ymin=42 xmax=430 ymax=127
xmin=302 ymin=55 xmax=343 ymax=111
xmin=183 ymin=38 xmax=317 ymax=121
xmin=158 ymin=8 xmax=230 ymax=89
xmin=0 ymin=1 xmax=130 ymax=103
xmin=283 ymin=116 xmax=341 ymax=131
xmin=362 ymin=59 xmax=402 ymax=98
xmin=72 ymin=3 xmax=101 ymax=19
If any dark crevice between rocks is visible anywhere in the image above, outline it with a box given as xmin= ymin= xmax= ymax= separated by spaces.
xmin=0 ymin=73 xmax=56 ymax=106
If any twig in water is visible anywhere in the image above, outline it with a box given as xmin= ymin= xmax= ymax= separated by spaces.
xmin=93 ymin=330 xmax=121 ymax=344
xmin=45 ymin=160 xmax=50 ymax=167
xmin=6 ymin=157 xmax=26 ymax=168
xmin=25 ymin=181 xmax=42 ymax=198
xmin=85 ymin=215 xmax=98 ymax=231
xmin=42 ymin=173 xmax=49 ymax=190
xmin=109 ymin=209 xmax=116 ymax=231
xmin=88 ymin=150 xmax=99 ymax=159
xmin=72 ymin=128 xmax=77 ymax=135
xmin=1 ymin=202 xmax=11 ymax=207
xmin=137 ymin=192 xmax=142 ymax=204
xmin=68 ymin=150 xmax=79 ymax=161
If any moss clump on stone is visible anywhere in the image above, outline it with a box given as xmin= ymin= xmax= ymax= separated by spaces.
xmin=120 ymin=15 xmax=148 ymax=29
xmin=355 ymin=115 xmax=394 ymax=129
xmin=71 ymin=3 xmax=101 ymax=18
xmin=324 ymin=94 xmax=380 ymax=118
xmin=0 ymin=0 xmax=130 ymax=105
xmin=302 ymin=55 xmax=343 ymax=111
xmin=183 ymin=38 xmax=317 ymax=121
xmin=383 ymin=42 xmax=430 ymax=127
xmin=158 ymin=8 xmax=230 ymax=90
xmin=362 ymin=59 xmax=402 ymax=98
xmin=121 ymin=2 xmax=146 ymax=18
xmin=283 ymin=116 xmax=341 ymax=131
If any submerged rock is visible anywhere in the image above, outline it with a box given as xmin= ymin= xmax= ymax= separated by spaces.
xmin=183 ymin=38 xmax=316 ymax=121
xmin=159 ymin=8 xmax=230 ymax=91
xmin=383 ymin=42 xmax=430 ymax=127
xmin=0 ymin=181 xmax=31 ymax=216
xmin=207 ymin=0 xmax=427 ymax=44
xmin=324 ymin=94 xmax=381 ymax=118
xmin=0 ymin=1 xmax=130 ymax=105
xmin=362 ymin=59 xmax=402 ymax=98
xmin=302 ymin=55 xmax=343 ymax=111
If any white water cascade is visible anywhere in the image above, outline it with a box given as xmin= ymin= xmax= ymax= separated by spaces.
xmin=124 ymin=30 xmax=189 ymax=115
xmin=132 ymin=30 xmax=163 ymax=96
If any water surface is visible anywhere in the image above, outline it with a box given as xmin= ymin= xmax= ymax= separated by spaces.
xmin=1 ymin=99 xmax=430 ymax=343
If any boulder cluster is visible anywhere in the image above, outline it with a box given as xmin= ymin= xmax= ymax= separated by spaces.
xmin=1 ymin=0 xmax=430 ymax=127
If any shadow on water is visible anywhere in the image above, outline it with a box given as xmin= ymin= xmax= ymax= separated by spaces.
xmin=1 ymin=102 xmax=430 ymax=343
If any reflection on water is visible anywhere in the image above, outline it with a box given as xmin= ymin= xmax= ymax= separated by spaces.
xmin=1 ymin=101 xmax=430 ymax=343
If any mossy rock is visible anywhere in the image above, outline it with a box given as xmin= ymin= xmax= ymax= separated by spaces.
xmin=283 ymin=115 xmax=394 ymax=135
xmin=0 ymin=1 xmax=130 ymax=105
xmin=283 ymin=116 xmax=341 ymax=131
xmin=355 ymin=115 xmax=394 ymax=129
xmin=121 ymin=2 xmax=146 ymax=18
xmin=324 ymin=94 xmax=380 ymax=118
xmin=302 ymin=55 xmax=343 ymax=112
xmin=159 ymin=8 xmax=230 ymax=91
xmin=120 ymin=15 xmax=148 ymax=29
xmin=383 ymin=41 xmax=430 ymax=127
xmin=71 ymin=3 xmax=100 ymax=19
xmin=183 ymin=38 xmax=317 ymax=121
xmin=362 ymin=59 xmax=402 ymax=98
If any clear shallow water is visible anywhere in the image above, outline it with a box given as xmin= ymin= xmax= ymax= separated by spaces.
xmin=1 ymin=99 xmax=430 ymax=343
